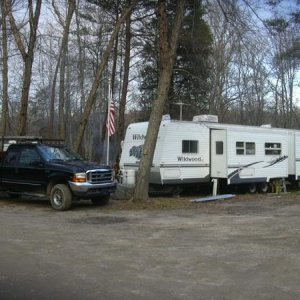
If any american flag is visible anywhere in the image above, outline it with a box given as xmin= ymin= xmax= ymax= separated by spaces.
xmin=106 ymin=103 xmax=116 ymax=136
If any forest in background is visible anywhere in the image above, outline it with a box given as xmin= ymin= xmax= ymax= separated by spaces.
xmin=0 ymin=0 xmax=299 ymax=164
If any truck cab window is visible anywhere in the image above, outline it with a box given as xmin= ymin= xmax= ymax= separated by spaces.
xmin=3 ymin=149 xmax=20 ymax=166
xmin=19 ymin=148 xmax=41 ymax=166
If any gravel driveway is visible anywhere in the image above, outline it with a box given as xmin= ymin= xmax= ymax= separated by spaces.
xmin=0 ymin=193 xmax=300 ymax=300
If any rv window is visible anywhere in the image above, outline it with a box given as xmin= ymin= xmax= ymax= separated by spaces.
xmin=236 ymin=142 xmax=255 ymax=155
xmin=265 ymin=143 xmax=281 ymax=155
xmin=182 ymin=140 xmax=198 ymax=153
xmin=216 ymin=141 xmax=223 ymax=155
xmin=246 ymin=142 xmax=255 ymax=155
xmin=236 ymin=141 xmax=244 ymax=155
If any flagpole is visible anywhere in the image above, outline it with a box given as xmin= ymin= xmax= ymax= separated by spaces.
xmin=106 ymin=79 xmax=111 ymax=165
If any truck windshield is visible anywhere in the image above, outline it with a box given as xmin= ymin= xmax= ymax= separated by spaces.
xmin=39 ymin=145 xmax=83 ymax=162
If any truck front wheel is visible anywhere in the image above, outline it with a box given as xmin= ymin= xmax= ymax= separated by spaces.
xmin=91 ymin=194 xmax=110 ymax=206
xmin=50 ymin=184 xmax=72 ymax=211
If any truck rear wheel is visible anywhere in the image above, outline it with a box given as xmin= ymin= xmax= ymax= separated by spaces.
xmin=91 ymin=194 xmax=110 ymax=206
xmin=50 ymin=184 xmax=72 ymax=211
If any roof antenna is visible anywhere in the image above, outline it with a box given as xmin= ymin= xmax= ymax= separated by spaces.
xmin=172 ymin=102 xmax=192 ymax=121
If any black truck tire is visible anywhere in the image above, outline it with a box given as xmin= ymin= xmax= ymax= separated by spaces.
xmin=50 ymin=184 xmax=72 ymax=211
xmin=91 ymin=194 xmax=110 ymax=206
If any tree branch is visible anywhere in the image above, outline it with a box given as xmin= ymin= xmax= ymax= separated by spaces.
xmin=5 ymin=0 xmax=27 ymax=59
xmin=52 ymin=0 xmax=65 ymax=27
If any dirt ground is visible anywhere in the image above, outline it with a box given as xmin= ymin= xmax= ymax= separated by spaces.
xmin=0 ymin=192 xmax=300 ymax=299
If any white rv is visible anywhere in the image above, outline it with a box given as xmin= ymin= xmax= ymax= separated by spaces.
xmin=119 ymin=115 xmax=300 ymax=193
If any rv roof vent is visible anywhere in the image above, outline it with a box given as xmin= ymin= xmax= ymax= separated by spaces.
xmin=260 ymin=124 xmax=272 ymax=128
xmin=193 ymin=115 xmax=218 ymax=123
xmin=162 ymin=114 xmax=171 ymax=121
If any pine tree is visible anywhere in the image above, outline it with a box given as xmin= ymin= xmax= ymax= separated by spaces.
xmin=138 ymin=0 xmax=212 ymax=121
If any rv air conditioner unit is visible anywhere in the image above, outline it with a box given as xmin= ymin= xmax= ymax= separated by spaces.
xmin=193 ymin=115 xmax=218 ymax=123
xmin=162 ymin=114 xmax=171 ymax=121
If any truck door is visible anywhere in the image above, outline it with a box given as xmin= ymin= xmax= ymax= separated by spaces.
xmin=2 ymin=145 xmax=46 ymax=193
xmin=210 ymin=129 xmax=227 ymax=178
xmin=1 ymin=146 xmax=21 ymax=191
xmin=17 ymin=147 xmax=46 ymax=192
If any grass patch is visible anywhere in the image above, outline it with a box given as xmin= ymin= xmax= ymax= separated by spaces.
xmin=104 ymin=192 xmax=300 ymax=211
xmin=106 ymin=197 xmax=198 ymax=210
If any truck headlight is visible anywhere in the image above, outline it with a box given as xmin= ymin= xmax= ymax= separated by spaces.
xmin=72 ymin=173 xmax=87 ymax=183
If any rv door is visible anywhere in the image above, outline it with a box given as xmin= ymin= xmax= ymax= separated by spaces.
xmin=210 ymin=129 xmax=227 ymax=178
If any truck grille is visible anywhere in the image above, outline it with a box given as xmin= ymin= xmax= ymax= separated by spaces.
xmin=87 ymin=169 xmax=112 ymax=184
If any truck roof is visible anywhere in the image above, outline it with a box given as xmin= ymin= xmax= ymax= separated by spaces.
xmin=0 ymin=136 xmax=65 ymax=152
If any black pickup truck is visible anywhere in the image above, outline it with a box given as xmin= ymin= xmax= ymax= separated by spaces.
xmin=0 ymin=138 xmax=117 ymax=211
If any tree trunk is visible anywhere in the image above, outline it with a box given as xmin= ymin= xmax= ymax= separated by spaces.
xmin=5 ymin=0 xmax=42 ymax=135
xmin=65 ymin=54 xmax=72 ymax=146
xmin=48 ymin=38 xmax=61 ymax=138
xmin=132 ymin=0 xmax=186 ymax=202
xmin=1 ymin=1 xmax=9 ymax=136
xmin=56 ymin=0 xmax=76 ymax=140
xmin=73 ymin=1 xmax=138 ymax=152
xmin=111 ymin=0 xmax=120 ymax=95
xmin=75 ymin=6 xmax=85 ymax=116
xmin=117 ymin=11 xmax=132 ymax=158
xmin=99 ymin=0 xmax=120 ymax=162
xmin=18 ymin=56 xmax=34 ymax=135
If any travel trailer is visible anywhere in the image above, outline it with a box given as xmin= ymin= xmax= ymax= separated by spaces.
xmin=119 ymin=115 xmax=300 ymax=193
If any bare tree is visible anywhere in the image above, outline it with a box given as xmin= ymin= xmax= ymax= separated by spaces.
xmin=0 ymin=1 xmax=9 ymax=135
xmin=75 ymin=1 xmax=85 ymax=116
xmin=99 ymin=0 xmax=121 ymax=163
xmin=206 ymin=0 xmax=243 ymax=120
xmin=48 ymin=27 xmax=60 ymax=138
xmin=5 ymin=0 xmax=42 ymax=135
xmin=52 ymin=0 xmax=76 ymax=139
xmin=267 ymin=18 xmax=299 ymax=128
xmin=132 ymin=0 xmax=185 ymax=202
xmin=73 ymin=1 xmax=138 ymax=152
xmin=117 ymin=9 xmax=132 ymax=159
